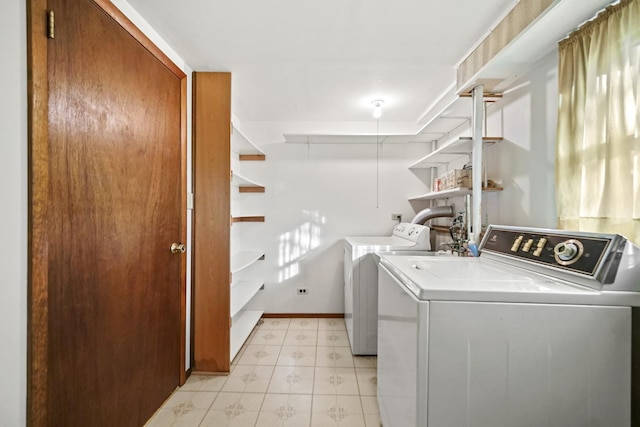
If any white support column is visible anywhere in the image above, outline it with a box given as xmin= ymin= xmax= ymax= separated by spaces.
xmin=471 ymin=85 xmax=484 ymax=244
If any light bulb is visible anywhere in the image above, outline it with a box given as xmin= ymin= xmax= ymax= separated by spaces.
xmin=371 ymin=100 xmax=384 ymax=118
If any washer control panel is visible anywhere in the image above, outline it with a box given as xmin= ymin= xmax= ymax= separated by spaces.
xmin=480 ymin=227 xmax=613 ymax=277
xmin=392 ymin=223 xmax=430 ymax=243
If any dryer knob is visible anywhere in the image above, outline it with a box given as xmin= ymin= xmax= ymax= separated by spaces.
xmin=554 ymin=241 xmax=578 ymax=261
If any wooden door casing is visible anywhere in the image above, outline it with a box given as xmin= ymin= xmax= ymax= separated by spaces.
xmin=192 ymin=72 xmax=232 ymax=373
xmin=27 ymin=0 xmax=187 ymax=425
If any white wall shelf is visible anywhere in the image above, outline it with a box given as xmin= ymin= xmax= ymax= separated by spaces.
xmin=230 ymin=120 xmax=266 ymax=361
xmin=231 ymin=251 xmax=265 ymax=274
xmin=231 ymin=281 xmax=264 ymax=318
xmin=230 ymin=310 xmax=264 ymax=360
xmin=409 ymin=186 xmax=504 ymax=201
xmin=232 ymin=170 xmax=265 ymax=191
xmin=409 ymin=136 xmax=503 ymax=169
xmin=232 ymin=123 xmax=265 ymax=156
xmin=282 ymin=133 xmax=436 ymax=144
xmin=408 ymin=93 xmax=505 ymax=244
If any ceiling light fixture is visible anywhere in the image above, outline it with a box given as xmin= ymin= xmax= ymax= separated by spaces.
xmin=371 ymin=100 xmax=384 ymax=118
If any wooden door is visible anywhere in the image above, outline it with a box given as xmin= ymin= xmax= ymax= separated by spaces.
xmin=28 ymin=0 xmax=187 ymax=425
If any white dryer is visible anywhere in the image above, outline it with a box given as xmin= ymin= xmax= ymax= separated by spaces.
xmin=377 ymin=225 xmax=640 ymax=427
xmin=344 ymin=223 xmax=430 ymax=355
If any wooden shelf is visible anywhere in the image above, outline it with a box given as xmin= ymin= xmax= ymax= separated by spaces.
xmin=230 ymin=310 xmax=264 ymax=360
xmin=409 ymin=186 xmax=503 ymax=201
xmin=409 ymin=137 xmax=503 ymax=169
xmin=239 ymin=186 xmax=265 ymax=193
xmin=231 ymin=281 xmax=264 ymax=318
xmin=231 ymin=123 xmax=265 ymax=157
xmin=239 ymin=154 xmax=266 ymax=161
xmin=232 ymin=216 xmax=265 ymax=223
xmin=231 ymin=251 xmax=264 ymax=273
xmin=232 ymin=171 xmax=265 ymax=192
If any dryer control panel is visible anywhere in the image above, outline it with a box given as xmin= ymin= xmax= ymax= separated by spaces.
xmin=479 ymin=226 xmax=624 ymax=281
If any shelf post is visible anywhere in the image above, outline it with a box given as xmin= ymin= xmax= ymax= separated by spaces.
xmin=471 ymin=85 xmax=484 ymax=244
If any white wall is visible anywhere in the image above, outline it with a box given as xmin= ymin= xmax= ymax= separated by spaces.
xmin=0 ymin=1 xmax=27 ymax=425
xmin=232 ymin=129 xmax=432 ymax=313
xmin=486 ymin=51 xmax=559 ymax=229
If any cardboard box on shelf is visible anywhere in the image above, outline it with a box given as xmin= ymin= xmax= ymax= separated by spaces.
xmin=440 ymin=169 xmax=472 ymax=190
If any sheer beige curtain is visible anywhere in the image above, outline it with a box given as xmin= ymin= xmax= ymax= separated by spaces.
xmin=556 ymin=0 xmax=640 ymax=243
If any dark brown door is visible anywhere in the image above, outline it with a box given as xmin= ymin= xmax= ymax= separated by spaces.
xmin=45 ymin=1 xmax=183 ymax=425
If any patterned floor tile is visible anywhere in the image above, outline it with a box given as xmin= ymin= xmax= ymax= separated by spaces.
xmin=311 ymin=395 xmax=365 ymax=427
xmin=277 ymin=345 xmax=317 ymax=367
xmin=355 ymin=368 xmax=377 ymax=396
xmin=283 ymin=329 xmax=318 ymax=347
xmin=315 ymin=346 xmax=354 ymax=368
xmin=256 ymin=394 xmax=313 ymax=427
xmin=363 ymin=412 xmax=381 ymax=427
xmin=237 ymin=344 xmax=282 ymax=366
xmin=317 ymin=330 xmax=350 ymax=347
xmin=268 ymin=366 xmax=315 ymax=394
xmin=222 ymin=365 xmax=275 ymax=393
xmin=199 ymin=392 xmax=264 ymax=427
xmin=249 ymin=329 xmax=287 ymax=346
xmin=313 ymin=367 xmax=359 ymax=395
xmin=359 ymin=396 xmax=379 ymax=415
xmin=147 ymin=318 xmax=380 ymax=427
xmin=260 ymin=318 xmax=292 ymax=330
xmin=179 ymin=374 xmax=227 ymax=392
xmin=318 ymin=318 xmax=346 ymax=331
xmin=289 ymin=318 xmax=319 ymax=330
xmin=145 ymin=391 xmax=216 ymax=427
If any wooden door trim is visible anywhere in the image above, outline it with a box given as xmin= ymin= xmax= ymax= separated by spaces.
xmin=179 ymin=77 xmax=188 ymax=385
xmin=27 ymin=0 xmax=188 ymax=424
xmin=192 ymin=72 xmax=232 ymax=373
xmin=27 ymin=0 xmax=49 ymax=425
xmin=93 ymin=0 xmax=186 ymax=79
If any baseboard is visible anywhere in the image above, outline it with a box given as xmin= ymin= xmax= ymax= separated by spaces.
xmin=190 ymin=370 xmax=230 ymax=376
xmin=261 ymin=313 xmax=344 ymax=318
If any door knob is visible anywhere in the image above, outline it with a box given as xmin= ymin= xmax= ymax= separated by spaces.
xmin=170 ymin=243 xmax=186 ymax=254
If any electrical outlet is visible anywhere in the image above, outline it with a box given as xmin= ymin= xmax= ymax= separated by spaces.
xmin=391 ymin=213 xmax=402 ymax=221
xmin=297 ymin=288 xmax=308 ymax=295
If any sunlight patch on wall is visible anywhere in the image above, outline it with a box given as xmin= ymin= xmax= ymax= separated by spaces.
xmin=278 ymin=211 xmax=325 ymax=282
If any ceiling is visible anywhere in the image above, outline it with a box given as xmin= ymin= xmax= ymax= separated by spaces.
xmin=122 ymin=0 xmax=612 ymax=136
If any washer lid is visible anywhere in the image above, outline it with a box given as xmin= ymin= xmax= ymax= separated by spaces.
xmin=345 ymin=235 xmax=415 ymax=248
xmin=377 ymin=255 xmax=630 ymax=305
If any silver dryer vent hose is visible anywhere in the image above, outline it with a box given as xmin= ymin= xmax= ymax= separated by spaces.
xmin=410 ymin=206 xmax=455 ymax=225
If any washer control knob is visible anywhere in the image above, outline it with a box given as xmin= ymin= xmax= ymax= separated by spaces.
xmin=554 ymin=241 xmax=579 ymax=261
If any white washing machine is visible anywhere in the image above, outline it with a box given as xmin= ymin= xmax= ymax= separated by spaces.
xmin=377 ymin=225 xmax=640 ymax=427
xmin=344 ymin=223 xmax=431 ymax=355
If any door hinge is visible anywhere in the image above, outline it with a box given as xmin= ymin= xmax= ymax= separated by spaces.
xmin=47 ymin=10 xmax=55 ymax=39
xmin=187 ymin=193 xmax=194 ymax=210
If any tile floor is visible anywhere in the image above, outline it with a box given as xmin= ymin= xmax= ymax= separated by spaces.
xmin=145 ymin=317 xmax=380 ymax=427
